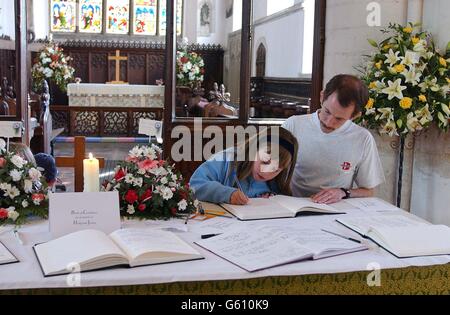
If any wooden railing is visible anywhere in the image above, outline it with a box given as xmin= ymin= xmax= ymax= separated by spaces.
xmin=50 ymin=105 xmax=163 ymax=137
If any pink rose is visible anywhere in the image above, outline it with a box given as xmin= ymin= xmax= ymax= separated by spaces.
xmin=0 ymin=157 xmax=6 ymax=168
xmin=32 ymin=193 xmax=45 ymax=203
xmin=138 ymin=159 xmax=159 ymax=171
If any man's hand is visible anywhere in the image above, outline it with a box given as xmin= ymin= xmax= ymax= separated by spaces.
xmin=230 ymin=190 xmax=250 ymax=205
xmin=311 ymin=188 xmax=346 ymax=204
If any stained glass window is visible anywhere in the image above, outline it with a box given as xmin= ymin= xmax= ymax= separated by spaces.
xmin=50 ymin=0 xmax=77 ymax=32
xmin=133 ymin=0 xmax=157 ymax=35
xmin=78 ymin=0 xmax=103 ymax=33
xmin=106 ymin=0 xmax=130 ymax=34
xmin=49 ymin=0 xmax=182 ymax=36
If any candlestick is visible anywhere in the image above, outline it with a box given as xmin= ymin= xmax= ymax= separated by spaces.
xmin=83 ymin=153 xmax=99 ymax=192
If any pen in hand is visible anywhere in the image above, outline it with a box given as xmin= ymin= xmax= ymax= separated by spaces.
xmin=233 ymin=175 xmax=249 ymax=205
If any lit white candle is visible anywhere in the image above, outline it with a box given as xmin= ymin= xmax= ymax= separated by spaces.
xmin=83 ymin=153 xmax=100 ymax=192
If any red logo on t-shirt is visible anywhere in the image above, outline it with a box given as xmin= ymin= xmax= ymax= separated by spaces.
xmin=341 ymin=162 xmax=352 ymax=171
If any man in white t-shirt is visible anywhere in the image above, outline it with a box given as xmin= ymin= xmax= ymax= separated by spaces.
xmin=282 ymin=74 xmax=385 ymax=204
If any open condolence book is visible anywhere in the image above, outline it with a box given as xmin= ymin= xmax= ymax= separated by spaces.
xmin=220 ymin=195 xmax=344 ymax=221
xmin=337 ymin=214 xmax=450 ymax=258
xmin=195 ymin=225 xmax=367 ymax=272
xmin=0 ymin=241 xmax=19 ymax=266
xmin=33 ymin=228 xmax=204 ymax=276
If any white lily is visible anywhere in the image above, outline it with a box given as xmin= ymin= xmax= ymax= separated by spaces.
xmin=441 ymin=103 xmax=450 ymax=116
xmin=418 ymin=77 xmax=439 ymax=93
xmin=413 ymin=40 xmax=427 ymax=54
xmin=437 ymin=112 xmax=449 ymax=127
xmin=402 ymin=67 xmax=421 ymax=86
xmin=378 ymin=108 xmax=394 ymax=121
xmin=441 ymin=85 xmax=450 ymax=96
xmin=382 ymin=78 xmax=407 ymax=100
xmin=384 ymin=49 xmax=400 ymax=66
xmin=400 ymin=51 xmax=420 ymax=66
xmin=366 ymin=108 xmax=376 ymax=115
xmin=380 ymin=120 xmax=398 ymax=137
xmin=415 ymin=104 xmax=433 ymax=122
xmin=406 ymin=113 xmax=422 ymax=132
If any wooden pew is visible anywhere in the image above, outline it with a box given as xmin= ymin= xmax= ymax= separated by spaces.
xmin=0 ymin=77 xmax=16 ymax=116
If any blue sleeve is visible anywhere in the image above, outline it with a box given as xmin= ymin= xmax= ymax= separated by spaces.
xmin=189 ymin=159 xmax=237 ymax=204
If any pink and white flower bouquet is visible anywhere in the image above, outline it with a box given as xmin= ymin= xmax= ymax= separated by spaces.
xmin=0 ymin=140 xmax=49 ymax=226
xmin=102 ymin=144 xmax=199 ymax=220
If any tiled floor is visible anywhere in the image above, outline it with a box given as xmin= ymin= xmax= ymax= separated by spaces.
xmin=54 ymin=142 xmax=137 ymax=192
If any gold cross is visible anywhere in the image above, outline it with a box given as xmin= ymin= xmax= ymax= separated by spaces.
xmin=107 ymin=50 xmax=128 ymax=84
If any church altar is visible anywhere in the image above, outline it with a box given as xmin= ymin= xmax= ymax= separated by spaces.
xmin=1 ymin=202 xmax=450 ymax=295
xmin=67 ymin=83 xmax=164 ymax=108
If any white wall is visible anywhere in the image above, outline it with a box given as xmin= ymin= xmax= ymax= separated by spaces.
xmin=252 ymin=8 xmax=304 ymax=77
xmin=0 ymin=0 xmax=15 ymax=40
xmin=33 ymin=0 xmax=50 ymax=40
xmin=323 ymin=0 xmax=408 ymax=83
xmin=253 ymin=0 xmax=268 ymax=21
xmin=410 ymin=0 xmax=450 ymax=225
xmin=301 ymin=0 xmax=314 ymax=74
xmin=183 ymin=0 xmax=198 ymax=44
xmin=422 ymin=0 xmax=450 ymax=52
xmin=197 ymin=0 xmax=227 ymax=47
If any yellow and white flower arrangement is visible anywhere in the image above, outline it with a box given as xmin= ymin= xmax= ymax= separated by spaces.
xmin=358 ymin=23 xmax=450 ymax=135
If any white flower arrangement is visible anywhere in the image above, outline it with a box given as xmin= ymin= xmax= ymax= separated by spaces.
xmin=358 ymin=23 xmax=450 ymax=135
xmin=31 ymin=42 xmax=75 ymax=93
xmin=0 ymin=145 xmax=49 ymax=226
xmin=176 ymin=47 xmax=205 ymax=89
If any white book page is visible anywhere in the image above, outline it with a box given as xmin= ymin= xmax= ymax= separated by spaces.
xmin=345 ymin=198 xmax=399 ymax=212
xmin=0 ymin=242 xmax=16 ymax=264
xmin=368 ymin=225 xmax=450 ymax=257
xmin=196 ymin=226 xmax=313 ymax=272
xmin=221 ymin=198 xmax=292 ymax=220
xmin=261 ymin=226 xmax=365 ymax=256
xmin=110 ymin=228 xmax=200 ymax=261
xmin=271 ymin=195 xmax=338 ymax=213
xmin=35 ymin=230 xmax=126 ymax=275
xmin=338 ymin=214 xmax=427 ymax=235
xmin=189 ymin=217 xmax=245 ymax=235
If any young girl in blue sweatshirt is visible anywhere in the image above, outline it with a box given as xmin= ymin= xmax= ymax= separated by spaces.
xmin=189 ymin=127 xmax=298 ymax=205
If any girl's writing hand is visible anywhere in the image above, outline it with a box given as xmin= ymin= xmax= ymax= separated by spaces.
xmin=230 ymin=190 xmax=250 ymax=205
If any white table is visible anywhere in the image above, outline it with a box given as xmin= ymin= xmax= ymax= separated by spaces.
xmin=67 ymin=83 xmax=164 ymax=108
xmin=0 ymin=201 xmax=449 ymax=292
